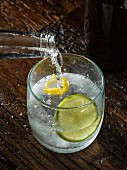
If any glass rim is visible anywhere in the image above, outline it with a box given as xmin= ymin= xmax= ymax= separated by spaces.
xmin=28 ymin=53 xmax=104 ymax=110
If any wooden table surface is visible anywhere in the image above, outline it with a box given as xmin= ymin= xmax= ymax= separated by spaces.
xmin=0 ymin=1 xmax=127 ymax=170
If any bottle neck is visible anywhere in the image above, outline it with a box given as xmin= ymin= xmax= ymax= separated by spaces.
xmin=0 ymin=31 xmax=56 ymax=59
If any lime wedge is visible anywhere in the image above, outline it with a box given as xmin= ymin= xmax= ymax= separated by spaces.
xmin=55 ymin=94 xmax=100 ymax=142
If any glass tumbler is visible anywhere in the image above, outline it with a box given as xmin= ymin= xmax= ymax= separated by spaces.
xmin=27 ymin=53 xmax=105 ymax=153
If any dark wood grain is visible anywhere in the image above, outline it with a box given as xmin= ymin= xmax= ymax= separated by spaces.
xmin=0 ymin=1 xmax=127 ymax=170
xmin=0 ymin=0 xmax=83 ymax=32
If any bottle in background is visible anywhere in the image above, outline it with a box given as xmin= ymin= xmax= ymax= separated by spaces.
xmin=84 ymin=0 xmax=127 ymax=72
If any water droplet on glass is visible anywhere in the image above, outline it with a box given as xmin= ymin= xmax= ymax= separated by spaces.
xmin=121 ymin=124 xmax=123 ymax=127
xmin=109 ymin=112 xmax=112 ymax=116
xmin=26 ymin=128 xmax=29 ymax=132
xmin=20 ymin=113 xmax=23 ymax=116
xmin=100 ymin=159 xmax=104 ymax=163
xmin=60 ymin=29 xmax=64 ymax=35
xmin=108 ymin=124 xmax=110 ymax=129
xmin=63 ymin=68 xmax=67 ymax=72
xmin=23 ymin=125 xmax=27 ymax=128
xmin=120 ymin=133 xmax=123 ymax=136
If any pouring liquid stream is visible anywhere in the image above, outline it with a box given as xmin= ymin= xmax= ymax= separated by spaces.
xmin=40 ymin=33 xmax=63 ymax=94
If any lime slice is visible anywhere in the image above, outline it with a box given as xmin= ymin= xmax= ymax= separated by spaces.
xmin=57 ymin=116 xmax=101 ymax=142
xmin=55 ymin=94 xmax=100 ymax=142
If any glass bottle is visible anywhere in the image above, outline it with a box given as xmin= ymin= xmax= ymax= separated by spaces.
xmin=84 ymin=0 xmax=127 ymax=72
xmin=0 ymin=31 xmax=56 ymax=59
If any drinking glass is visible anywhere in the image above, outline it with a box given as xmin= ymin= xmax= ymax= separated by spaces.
xmin=27 ymin=53 xmax=105 ymax=153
